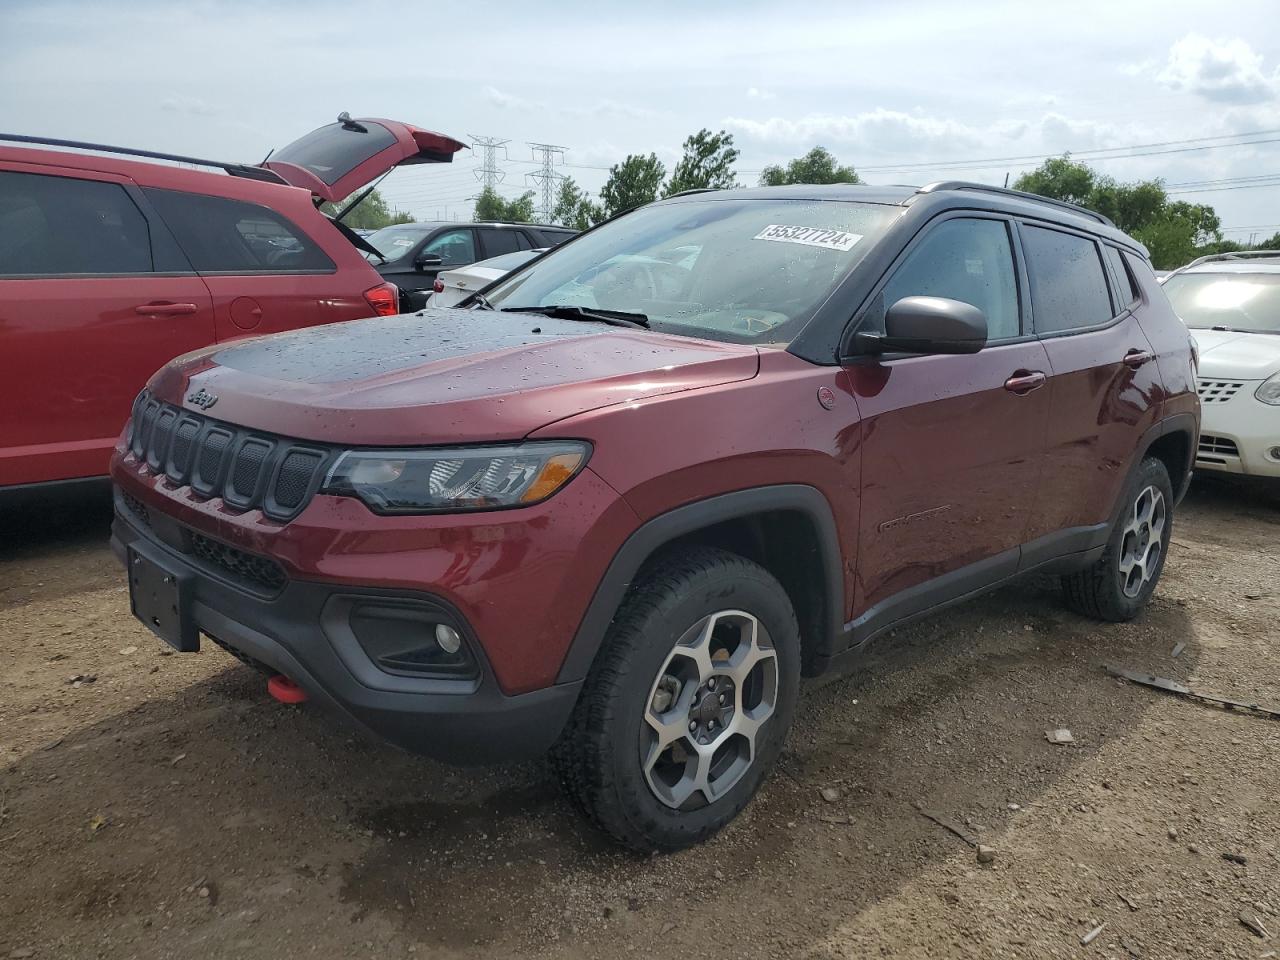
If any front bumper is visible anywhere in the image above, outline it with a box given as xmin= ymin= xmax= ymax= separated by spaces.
xmin=1195 ymin=389 xmax=1280 ymax=479
xmin=111 ymin=499 xmax=582 ymax=765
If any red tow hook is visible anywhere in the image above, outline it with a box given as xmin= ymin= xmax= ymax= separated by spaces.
xmin=267 ymin=674 xmax=308 ymax=704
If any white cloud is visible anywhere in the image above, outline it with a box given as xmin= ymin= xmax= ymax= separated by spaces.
xmin=746 ymin=87 xmax=776 ymax=101
xmin=484 ymin=86 xmax=539 ymax=111
xmin=722 ymin=108 xmax=985 ymax=155
xmin=159 ymin=95 xmax=218 ymax=117
xmin=1155 ymin=35 xmax=1279 ymax=104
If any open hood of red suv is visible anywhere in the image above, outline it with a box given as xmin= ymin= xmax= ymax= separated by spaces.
xmin=260 ymin=114 xmax=466 ymax=203
xmin=152 ymin=310 xmax=760 ymax=446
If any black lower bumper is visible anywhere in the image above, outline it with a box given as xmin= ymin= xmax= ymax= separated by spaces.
xmin=111 ymin=506 xmax=580 ymax=765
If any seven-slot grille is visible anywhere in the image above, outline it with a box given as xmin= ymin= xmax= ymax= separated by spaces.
xmin=126 ymin=391 xmax=331 ymax=522
xmin=1196 ymin=379 xmax=1244 ymax=404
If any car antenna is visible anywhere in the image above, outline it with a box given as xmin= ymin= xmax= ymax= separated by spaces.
xmin=261 ymin=147 xmax=274 ymax=163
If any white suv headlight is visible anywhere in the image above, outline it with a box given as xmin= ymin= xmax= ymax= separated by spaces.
xmin=1256 ymin=372 xmax=1280 ymax=406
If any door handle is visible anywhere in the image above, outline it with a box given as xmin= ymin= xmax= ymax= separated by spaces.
xmin=135 ymin=302 xmax=198 ymax=316
xmin=1004 ymin=370 xmax=1046 ymax=395
xmin=1123 ymin=349 xmax=1155 ymax=369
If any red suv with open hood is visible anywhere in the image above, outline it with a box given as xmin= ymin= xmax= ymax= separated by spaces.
xmin=0 ymin=115 xmax=465 ymax=489
xmin=112 ymin=182 xmax=1199 ymax=852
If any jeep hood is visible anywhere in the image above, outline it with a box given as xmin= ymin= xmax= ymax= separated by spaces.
xmin=152 ymin=309 xmax=760 ymax=445
xmin=1191 ymin=328 xmax=1280 ymax=379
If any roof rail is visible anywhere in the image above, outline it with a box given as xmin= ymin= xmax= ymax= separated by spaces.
xmin=666 ymin=188 xmax=719 ymax=199
xmin=916 ymin=180 xmax=1115 ymax=227
xmin=1178 ymin=249 xmax=1280 ymax=270
xmin=0 ymin=132 xmax=288 ymax=185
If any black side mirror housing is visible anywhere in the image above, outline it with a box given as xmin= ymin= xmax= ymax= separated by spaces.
xmin=855 ymin=296 xmax=988 ymax=356
xmin=414 ymin=253 xmax=444 ymax=272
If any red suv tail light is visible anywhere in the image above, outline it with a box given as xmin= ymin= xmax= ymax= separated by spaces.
xmin=432 ymin=278 xmax=445 ymax=294
xmin=363 ymin=282 xmax=399 ymax=317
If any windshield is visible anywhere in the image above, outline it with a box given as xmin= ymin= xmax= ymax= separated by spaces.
xmin=1163 ymin=271 xmax=1280 ymax=334
xmin=482 ymin=198 xmax=901 ymax=344
xmin=363 ymin=224 xmax=432 ymax=260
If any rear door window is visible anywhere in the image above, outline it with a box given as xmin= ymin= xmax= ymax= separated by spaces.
xmin=879 ymin=217 xmax=1021 ymax=340
xmin=0 ymin=170 xmax=153 ymax=276
xmin=144 ymin=188 xmax=334 ymax=274
xmin=1021 ymin=225 xmax=1113 ymax=334
xmin=479 ymin=228 xmax=522 ymax=258
xmin=422 ymin=228 xmax=476 ymax=266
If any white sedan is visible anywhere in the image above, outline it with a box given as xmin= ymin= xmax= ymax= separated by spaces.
xmin=1162 ymin=254 xmax=1280 ymax=481
xmin=427 ymin=249 xmax=545 ymax=308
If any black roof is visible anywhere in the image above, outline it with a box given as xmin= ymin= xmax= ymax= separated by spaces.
xmin=660 ymin=181 xmax=1139 ymax=252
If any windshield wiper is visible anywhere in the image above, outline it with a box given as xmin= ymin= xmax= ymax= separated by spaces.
xmin=499 ymin=304 xmax=650 ymax=329
xmin=469 ymin=292 xmax=495 ymax=310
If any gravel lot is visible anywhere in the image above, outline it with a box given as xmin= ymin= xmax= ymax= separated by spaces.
xmin=1 ymin=478 xmax=1277 ymax=960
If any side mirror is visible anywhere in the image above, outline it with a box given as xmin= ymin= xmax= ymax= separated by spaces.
xmin=855 ymin=296 xmax=988 ymax=356
xmin=414 ymin=253 xmax=444 ymax=272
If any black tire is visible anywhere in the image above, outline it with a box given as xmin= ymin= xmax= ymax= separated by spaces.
xmin=1062 ymin=456 xmax=1174 ymax=621
xmin=551 ymin=546 xmax=801 ymax=852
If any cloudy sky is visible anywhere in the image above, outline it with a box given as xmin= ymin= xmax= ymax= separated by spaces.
xmin=3 ymin=0 xmax=1280 ymax=240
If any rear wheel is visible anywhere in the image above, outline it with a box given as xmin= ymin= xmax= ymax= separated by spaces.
xmin=1062 ymin=456 xmax=1173 ymax=621
xmin=551 ymin=547 xmax=800 ymax=852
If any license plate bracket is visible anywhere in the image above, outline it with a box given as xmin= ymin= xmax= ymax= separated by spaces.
xmin=127 ymin=546 xmax=198 ymax=652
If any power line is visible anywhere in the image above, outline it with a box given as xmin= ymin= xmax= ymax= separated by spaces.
xmin=853 ymin=132 xmax=1280 ymax=175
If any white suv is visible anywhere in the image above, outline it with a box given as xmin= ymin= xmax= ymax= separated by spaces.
xmin=1163 ymin=253 xmax=1280 ymax=481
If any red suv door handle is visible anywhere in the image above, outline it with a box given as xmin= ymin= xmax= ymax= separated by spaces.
xmin=1123 ymin=349 xmax=1155 ymax=368
xmin=1004 ymin=370 xmax=1046 ymax=395
xmin=135 ymin=302 xmax=198 ymax=316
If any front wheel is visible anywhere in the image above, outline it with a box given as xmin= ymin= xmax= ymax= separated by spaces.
xmin=551 ymin=547 xmax=801 ymax=852
xmin=1062 ymin=456 xmax=1174 ymax=621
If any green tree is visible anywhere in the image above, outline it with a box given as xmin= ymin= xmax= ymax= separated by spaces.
xmin=319 ymin=188 xmax=412 ymax=230
xmin=663 ymin=128 xmax=740 ymax=196
xmin=551 ymin=177 xmax=604 ymax=230
xmin=600 ymin=153 xmax=666 ymax=219
xmin=473 ymin=186 xmax=537 ymax=223
xmin=1013 ymin=156 xmax=1225 ymax=269
xmin=759 ymin=147 xmax=861 ymax=186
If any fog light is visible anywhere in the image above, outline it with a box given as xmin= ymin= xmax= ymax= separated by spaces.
xmin=1268 ymin=446 xmax=1280 ymax=462
xmin=435 ymin=623 xmax=462 ymax=654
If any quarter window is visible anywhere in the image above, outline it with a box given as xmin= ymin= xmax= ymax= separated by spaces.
xmin=1021 ymin=225 xmax=1113 ymax=334
xmin=423 ymin=229 xmax=475 ymax=266
xmin=0 ymin=170 xmax=152 ymax=276
xmin=144 ymin=188 xmax=333 ymax=274
xmin=880 ymin=217 xmax=1020 ymax=340
xmin=1102 ymin=245 xmax=1138 ymax=309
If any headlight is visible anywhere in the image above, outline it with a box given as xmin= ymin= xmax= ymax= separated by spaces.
xmin=1257 ymin=372 xmax=1280 ymax=406
xmin=322 ymin=441 xmax=590 ymax=514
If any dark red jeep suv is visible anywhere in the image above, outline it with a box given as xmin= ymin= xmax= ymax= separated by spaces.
xmin=111 ymin=182 xmax=1199 ymax=850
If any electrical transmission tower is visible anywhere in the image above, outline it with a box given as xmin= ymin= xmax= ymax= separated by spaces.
xmin=469 ymin=135 xmax=510 ymax=191
xmin=527 ymin=142 xmax=567 ymax=223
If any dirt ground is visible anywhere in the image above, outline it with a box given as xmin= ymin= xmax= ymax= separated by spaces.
xmin=1 ymin=478 xmax=1278 ymax=960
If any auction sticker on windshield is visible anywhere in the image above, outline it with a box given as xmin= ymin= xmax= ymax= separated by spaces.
xmin=753 ymin=225 xmax=863 ymax=251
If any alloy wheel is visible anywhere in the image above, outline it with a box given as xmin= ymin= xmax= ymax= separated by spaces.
xmin=639 ymin=610 xmax=779 ymax=810
xmin=1119 ymin=485 xmax=1167 ymax=599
